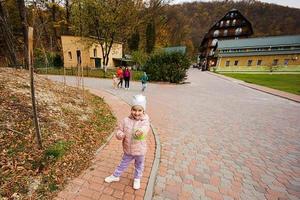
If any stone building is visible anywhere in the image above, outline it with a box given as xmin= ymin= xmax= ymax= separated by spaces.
xmin=61 ymin=36 xmax=123 ymax=69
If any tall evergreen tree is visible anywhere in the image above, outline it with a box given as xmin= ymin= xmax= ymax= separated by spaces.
xmin=128 ymin=30 xmax=140 ymax=51
xmin=146 ymin=20 xmax=155 ymax=53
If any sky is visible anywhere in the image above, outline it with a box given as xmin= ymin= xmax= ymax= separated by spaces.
xmin=171 ymin=0 xmax=300 ymax=9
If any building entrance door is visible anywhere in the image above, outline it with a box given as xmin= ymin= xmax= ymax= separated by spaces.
xmin=95 ymin=58 xmax=101 ymax=68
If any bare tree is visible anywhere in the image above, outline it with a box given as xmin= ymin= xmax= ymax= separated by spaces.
xmin=0 ymin=0 xmax=18 ymax=67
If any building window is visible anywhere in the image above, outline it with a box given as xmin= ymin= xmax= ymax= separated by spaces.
xmin=220 ymin=21 xmax=224 ymax=27
xmin=247 ymin=60 xmax=252 ymax=66
xmin=213 ymin=30 xmax=220 ymax=37
xmin=76 ymin=50 xmax=81 ymax=64
xmin=257 ymin=60 xmax=262 ymax=66
xmin=211 ymin=39 xmax=218 ymax=46
xmin=284 ymin=59 xmax=289 ymax=65
xmin=223 ymin=30 xmax=228 ymax=36
xmin=234 ymin=60 xmax=239 ymax=66
xmin=94 ymin=48 xmax=97 ymax=57
xmin=226 ymin=60 xmax=230 ymax=66
xmin=68 ymin=51 xmax=72 ymax=60
xmin=226 ymin=20 xmax=230 ymax=26
xmin=230 ymin=12 xmax=235 ymax=18
xmin=272 ymin=59 xmax=278 ymax=66
xmin=235 ymin=28 xmax=242 ymax=35
xmin=232 ymin=19 xmax=236 ymax=26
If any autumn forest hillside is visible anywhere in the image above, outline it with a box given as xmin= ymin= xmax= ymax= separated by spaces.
xmin=1 ymin=0 xmax=300 ymax=66
xmin=160 ymin=0 xmax=300 ymax=54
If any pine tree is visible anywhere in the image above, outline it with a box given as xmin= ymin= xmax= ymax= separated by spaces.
xmin=146 ymin=20 xmax=155 ymax=54
xmin=128 ymin=30 xmax=140 ymax=51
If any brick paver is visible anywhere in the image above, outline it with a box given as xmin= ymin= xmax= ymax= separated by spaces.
xmin=54 ymin=89 xmax=156 ymax=200
xmin=49 ymin=68 xmax=300 ymax=200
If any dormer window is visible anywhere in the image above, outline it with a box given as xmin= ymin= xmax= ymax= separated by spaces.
xmin=232 ymin=19 xmax=236 ymax=26
xmin=226 ymin=20 xmax=230 ymax=26
xmin=220 ymin=21 xmax=224 ymax=27
xmin=230 ymin=13 xmax=235 ymax=18
xmin=211 ymin=39 xmax=218 ymax=46
xmin=235 ymin=28 xmax=242 ymax=35
xmin=213 ymin=30 xmax=220 ymax=37
xmin=223 ymin=30 xmax=228 ymax=36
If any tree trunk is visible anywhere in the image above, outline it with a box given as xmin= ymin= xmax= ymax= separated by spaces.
xmin=16 ymin=0 xmax=28 ymax=69
xmin=0 ymin=1 xmax=18 ymax=67
xmin=65 ymin=0 xmax=70 ymax=34
xmin=51 ymin=0 xmax=60 ymax=51
xmin=34 ymin=1 xmax=50 ymax=45
xmin=16 ymin=0 xmax=43 ymax=149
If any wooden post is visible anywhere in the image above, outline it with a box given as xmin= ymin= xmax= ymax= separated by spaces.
xmin=28 ymin=27 xmax=42 ymax=149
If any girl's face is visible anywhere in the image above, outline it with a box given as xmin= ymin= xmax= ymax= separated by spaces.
xmin=131 ymin=106 xmax=144 ymax=120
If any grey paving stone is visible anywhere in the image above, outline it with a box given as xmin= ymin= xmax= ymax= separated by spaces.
xmin=261 ymin=174 xmax=276 ymax=185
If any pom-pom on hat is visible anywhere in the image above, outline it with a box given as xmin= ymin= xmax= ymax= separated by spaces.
xmin=132 ymin=94 xmax=146 ymax=111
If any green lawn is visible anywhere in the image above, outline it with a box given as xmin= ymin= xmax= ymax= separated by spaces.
xmin=219 ymin=73 xmax=300 ymax=95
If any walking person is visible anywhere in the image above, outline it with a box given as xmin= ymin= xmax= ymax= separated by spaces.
xmin=141 ymin=72 xmax=148 ymax=92
xmin=123 ymin=67 xmax=131 ymax=90
xmin=104 ymin=95 xmax=150 ymax=190
xmin=116 ymin=66 xmax=123 ymax=88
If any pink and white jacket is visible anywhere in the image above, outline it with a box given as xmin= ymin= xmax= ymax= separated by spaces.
xmin=115 ymin=114 xmax=150 ymax=156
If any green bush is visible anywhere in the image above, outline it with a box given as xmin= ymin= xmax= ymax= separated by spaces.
xmin=33 ymin=48 xmax=63 ymax=68
xmin=143 ymin=52 xmax=190 ymax=83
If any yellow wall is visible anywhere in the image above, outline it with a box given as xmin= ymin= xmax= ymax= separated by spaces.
xmin=61 ymin=36 xmax=123 ymax=69
xmin=217 ymin=54 xmax=300 ymax=69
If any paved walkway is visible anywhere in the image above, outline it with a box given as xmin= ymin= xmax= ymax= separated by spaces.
xmin=48 ymin=69 xmax=300 ymax=200
xmin=54 ymin=89 xmax=156 ymax=200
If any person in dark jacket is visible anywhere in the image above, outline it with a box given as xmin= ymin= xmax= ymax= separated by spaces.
xmin=123 ymin=67 xmax=131 ymax=90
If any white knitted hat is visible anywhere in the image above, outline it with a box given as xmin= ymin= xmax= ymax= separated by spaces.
xmin=132 ymin=94 xmax=146 ymax=110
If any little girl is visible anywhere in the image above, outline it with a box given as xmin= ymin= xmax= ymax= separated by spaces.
xmin=112 ymin=75 xmax=118 ymax=89
xmin=105 ymin=94 xmax=150 ymax=190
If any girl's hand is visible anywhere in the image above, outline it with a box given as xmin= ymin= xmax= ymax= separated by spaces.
xmin=116 ymin=132 xmax=125 ymax=140
xmin=135 ymin=130 xmax=143 ymax=137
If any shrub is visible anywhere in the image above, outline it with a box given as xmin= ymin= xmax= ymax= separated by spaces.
xmin=143 ymin=52 xmax=190 ymax=83
xmin=33 ymin=48 xmax=63 ymax=68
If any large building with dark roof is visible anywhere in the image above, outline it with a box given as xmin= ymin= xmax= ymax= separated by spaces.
xmin=216 ymin=35 xmax=300 ymax=69
xmin=198 ymin=9 xmax=253 ymax=70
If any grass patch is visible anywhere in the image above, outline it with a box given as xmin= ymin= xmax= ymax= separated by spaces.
xmin=45 ymin=140 xmax=72 ymax=160
xmin=220 ymin=73 xmax=300 ymax=95
xmin=36 ymin=67 xmax=144 ymax=81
